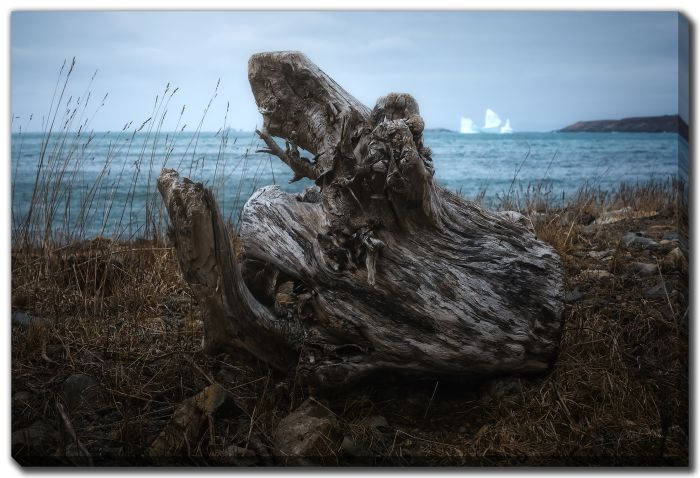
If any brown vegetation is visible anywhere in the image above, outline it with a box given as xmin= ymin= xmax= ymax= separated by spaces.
xmin=11 ymin=179 xmax=688 ymax=466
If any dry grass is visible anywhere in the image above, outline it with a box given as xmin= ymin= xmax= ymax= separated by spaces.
xmin=11 ymin=179 xmax=688 ymax=466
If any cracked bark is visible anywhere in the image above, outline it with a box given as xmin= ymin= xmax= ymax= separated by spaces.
xmin=158 ymin=51 xmax=565 ymax=388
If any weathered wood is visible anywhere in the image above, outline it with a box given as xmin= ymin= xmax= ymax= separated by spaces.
xmin=159 ymin=51 xmax=565 ymax=388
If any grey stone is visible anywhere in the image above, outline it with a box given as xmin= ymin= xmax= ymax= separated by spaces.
xmin=360 ymin=415 xmax=390 ymax=431
xmin=11 ymin=420 xmax=58 ymax=456
xmin=621 ymin=232 xmax=660 ymax=251
xmin=484 ymin=377 xmax=523 ymax=400
xmin=148 ymin=383 xmax=231 ymax=458
xmin=628 ymin=262 xmax=658 ymax=276
xmin=594 ymin=207 xmax=632 ymax=225
xmin=340 ymin=435 xmax=364 ymax=457
xmin=588 ymin=249 xmax=613 ymax=260
xmin=564 ymin=286 xmax=584 ymax=303
xmin=644 ymin=282 xmax=673 ymax=300
xmin=580 ymin=223 xmax=600 ymax=237
xmin=273 ymin=398 xmax=337 ymax=461
xmin=662 ymin=230 xmax=680 ymax=242
xmin=11 ymin=310 xmax=50 ymax=327
xmin=578 ymin=269 xmax=612 ymax=281
xmin=62 ymin=373 xmax=99 ymax=411
xmin=13 ymin=390 xmax=32 ymax=404
xmin=211 ymin=444 xmax=258 ymax=466
xmin=662 ymin=247 xmax=686 ymax=271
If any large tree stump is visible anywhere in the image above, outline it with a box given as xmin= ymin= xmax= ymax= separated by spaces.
xmin=158 ymin=51 xmax=565 ymax=387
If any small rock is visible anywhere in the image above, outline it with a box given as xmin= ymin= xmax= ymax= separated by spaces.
xmin=588 ymin=249 xmax=613 ymax=260
xmin=528 ymin=211 xmax=549 ymax=223
xmin=484 ymin=377 xmax=523 ymax=400
xmin=211 ymin=444 xmax=258 ymax=466
xmin=458 ymin=426 xmax=467 ymax=434
xmin=359 ymin=415 xmax=390 ymax=431
xmin=564 ymin=286 xmax=584 ymax=303
xmin=662 ymin=247 xmax=687 ymax=271
xmin=273 ymin=398 xmax=338 ymax=462
xmin=595 ymin=207 xmax=657 ymax=225
xmin=662 ymin=230 xmax=680 ymax=242
xmin=62 ymin=373 xmax=100 ymax=411
xmin=578 ymin=269 xmax=613 ymax=281
xmin=11 ymin=310 xmax=50 ymax=327
xmin=11 ymin=420 xmax=59 ymax=457
xmin=558 ymin=210 xmax=595 ymax=227
xmin=13 ymin=390 xmax=33 ymax=404
xmin=340 ymin=435 xmax=364 ymax=457
xmin=148 ymin=383 xmax=232 ymax=458
xmin=621 ymin=232 xmax=660 ymax=251
xmin=657 ymin=240 xmax=681 ymax=254
xmin=628 ymin=262 xmax=658 ymax=276
xmin=644 ymin=281 xmax=673 ymax=300
xmin=594 ymin=206 xmax=632 ymax=225
xmin=580 ymin=223 xmax=600 ymax=237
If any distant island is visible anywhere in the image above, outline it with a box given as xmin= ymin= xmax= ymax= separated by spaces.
xmin=559 ymin=114 xmax=688 ymax=140
xmin=425 ymin=127 xmax=455 ymax=133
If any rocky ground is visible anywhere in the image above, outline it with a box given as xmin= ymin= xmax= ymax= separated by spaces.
xmin=11 ymin=184 xmax=688 ymax=466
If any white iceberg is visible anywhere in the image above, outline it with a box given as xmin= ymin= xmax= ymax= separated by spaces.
xmin=460 ymin=117 xmax=479 ymax=134
xmin=459 ymin=109 xmax=514 ymax=134
xmin=500 ymin=118 xmax=513 ymax=134
xmin=481 ymin=108 xmax=502 ymax=133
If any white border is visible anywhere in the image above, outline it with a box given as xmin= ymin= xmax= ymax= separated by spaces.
xmin=3 ymin=1 xmax=697 ymax=476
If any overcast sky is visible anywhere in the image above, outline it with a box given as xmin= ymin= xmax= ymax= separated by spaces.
xmin=11 ymin=11 xmax=687 ymax=133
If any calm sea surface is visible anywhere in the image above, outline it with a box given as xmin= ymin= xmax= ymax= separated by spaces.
xmin=11 ymin=130 xmax=684 ymax=240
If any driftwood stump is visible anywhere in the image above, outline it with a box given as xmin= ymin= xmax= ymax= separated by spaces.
xmin=158 ymin=51 xmax=564 ymax=387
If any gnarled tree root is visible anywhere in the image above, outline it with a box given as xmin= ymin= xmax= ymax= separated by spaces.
xmin=158 ymin=51 xmax=565 ymax=388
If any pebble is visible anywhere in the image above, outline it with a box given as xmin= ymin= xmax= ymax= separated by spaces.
xmin=564 ymin=286 xmax=584 ymax=303
xmin=662 ymin=230 xmax=680 ymax=242
xmin=360 ymin=415 xmax=390 ymax=431
xmin=663 ymin=247 xmax=686 ymax=270
xmin=11 ymin=420 xmax=58 ymax=457
xmin=588 ymin=249 xmax=613 ymax=260
xmin=628 ymin=262 xmax=658 ymax=276
xmin=621 ymin=232 xmax=660 ymax=251
xmin=11 ymin=310 xmax=51 ymax=327
xmin=594 ymin=206 xmax=633 ymax=225
xmin=578 ymin=269 xmax=612 ymax=281
xmin=644 ymin=282 xmax=672 ymax=300
xmin=62 ymin=373 xmax=100 ymax=411
xmin=273 ymin=398 xmax=338 ymax=463
xmin=341 ymin=435 xmax=364 ymax=457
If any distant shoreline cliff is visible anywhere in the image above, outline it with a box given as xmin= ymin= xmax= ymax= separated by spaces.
xmin=559 ymin=115 xmax=688 ymax=140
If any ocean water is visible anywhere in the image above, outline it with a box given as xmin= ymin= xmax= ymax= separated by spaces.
xmin=11 ymin=130 xmax=683 ymax=240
